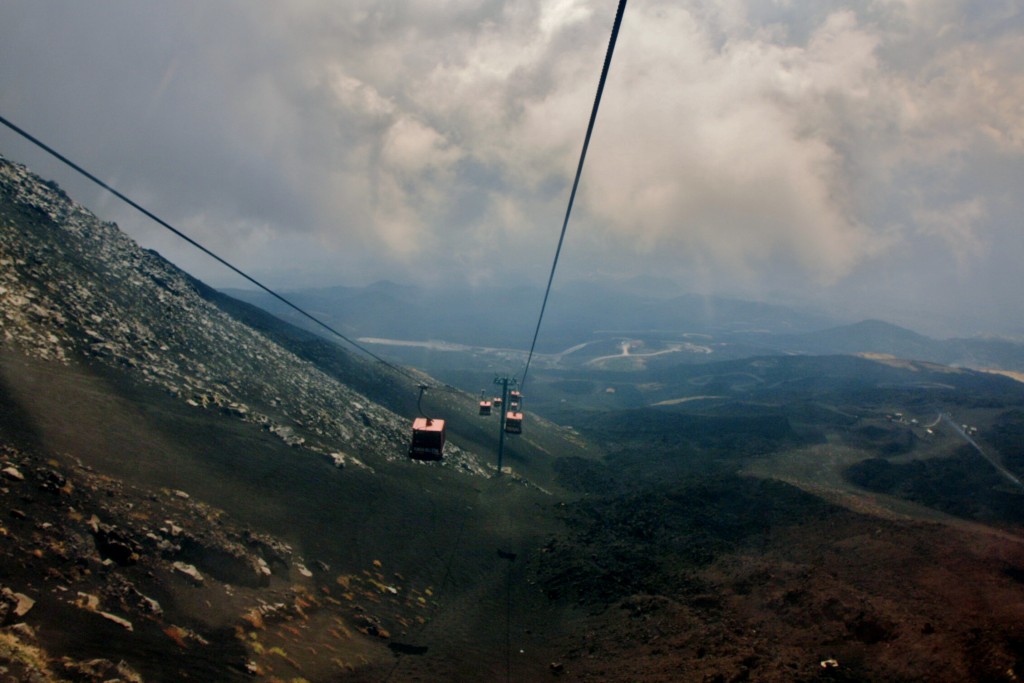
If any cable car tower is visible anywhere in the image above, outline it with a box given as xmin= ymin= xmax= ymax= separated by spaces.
xmin=493 ymin=375 xmax=520 ymax=475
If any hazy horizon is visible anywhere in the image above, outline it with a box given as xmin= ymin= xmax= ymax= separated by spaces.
xmin=3 ymin=1 xmax=1022 ymax=338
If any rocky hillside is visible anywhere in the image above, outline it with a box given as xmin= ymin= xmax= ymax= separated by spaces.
xmin=1 ymin=154 xmax=582 ymax=682
xmin=0 ymin=154 xmax=486 ymax=476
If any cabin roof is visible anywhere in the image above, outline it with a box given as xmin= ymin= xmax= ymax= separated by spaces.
xmin=412 ymin=417 xmax=446 ymax=432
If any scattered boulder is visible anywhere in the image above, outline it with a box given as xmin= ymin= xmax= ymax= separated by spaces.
xmin=97 ymin=611 xmax=133 ymax=631
xmin=75 ymin=592 xmax=100 ymax=610
xmin=178 ymin=536 xmax=270 ymax=588
xmin=242 ymin=530 xmax=292 ymax=570
xmin=61 ymin=657 xmax=143 ymax=683
xmin=91 ymin=523 xmax=140 ymax=566
xmin=36 ymin=468 xmax=69 ymax=494
xmin=105 ymin=576 xmax=162 ymax=616
xmin=0 ymin=587 xmax=35 ymax=624
xmin=172 ymin=562 xmax=205 ymax=585
xmin=354 ymin=613 xmax=390 ymax=639
xmin=1 ymin=467 xmax=24 ymax=482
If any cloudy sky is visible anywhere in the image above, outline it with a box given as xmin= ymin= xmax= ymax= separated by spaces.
xmin=1 ymin=1 xmax=1022 ymax=336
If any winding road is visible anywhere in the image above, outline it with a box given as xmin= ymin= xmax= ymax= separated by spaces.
xmin=941 ymin=413 xmax=1024 ymax=492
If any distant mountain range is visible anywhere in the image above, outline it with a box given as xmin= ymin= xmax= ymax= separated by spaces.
xmin=222 ymin=279 xmax=837 ymax=351
xmin=224 ymin=287 xmax=1024 ymax=374
xmin=766 ymin=319 xmax=1024 ymax=372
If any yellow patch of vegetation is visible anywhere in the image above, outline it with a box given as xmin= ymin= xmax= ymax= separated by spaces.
xmin=651 ymin=395 xmax=727 ymax=406
xmin=981 ymin=368 xmax=1024 ymax=384
xmin=0 ymin=631 xmax=58 ymax=682
xmin=856 ymin=353 xmax=918 ymax=370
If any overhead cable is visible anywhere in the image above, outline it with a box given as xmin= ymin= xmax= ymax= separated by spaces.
xmin=0 ymin=113 xmax=423 ymax=384
xmin=519 ymin=0 xmax=628 ymax=392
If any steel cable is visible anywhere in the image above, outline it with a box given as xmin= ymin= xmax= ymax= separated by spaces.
xmin=0 ymin=113 xmax=424 ymax=384
xmin=520 ymin=0 xmax=628 ymax=392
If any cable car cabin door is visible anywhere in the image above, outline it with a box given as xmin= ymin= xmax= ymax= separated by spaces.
xmin=409 ymin=417 xmax=446 ymax=460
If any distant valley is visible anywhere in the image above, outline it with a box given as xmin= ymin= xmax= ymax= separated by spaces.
xmin=225 ymin=285 xmax=1024 ymax=394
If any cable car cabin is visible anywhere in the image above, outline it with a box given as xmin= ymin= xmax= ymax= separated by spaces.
xmin=409 ymin=417 xmax=446 ymax=460
xmin=493 ymin=397 xmax=503 ymax=408
xmin=504 ymin=411 xmax=523 ymax=434
xmin=509 ymin=390 xmax=522 ymax=407
xmin=479 ymin=400 xmax=492 ymax=416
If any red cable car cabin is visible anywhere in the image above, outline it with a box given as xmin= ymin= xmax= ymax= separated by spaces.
xmin=493 ymin=397 xmax=503 ymax=408
xmin=479 ymin=400 xmax=492 ymax=415
xmin=504 ymin=411 xmax=523 ymax=434
xmin=409 ymin=417 xmax=446 ymax=460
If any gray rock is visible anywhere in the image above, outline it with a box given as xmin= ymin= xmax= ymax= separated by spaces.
xmin=98 ymin=611 xmax=133 ymax=631
xmin=1 ymin=467 xmax=24 ymax=482
xmin=172 ymin=561 xmax=205 ymax=585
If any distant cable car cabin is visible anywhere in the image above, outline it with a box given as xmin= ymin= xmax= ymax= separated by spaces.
xmin=504 ymin=411 xmax=523 ymax=434
xmin=409 ymin=417 xmax=446 ymax=460
xmin=479 ymin=400 xmax=492 ymax=416
xmin=509 ymin=390 xmax=522 ymax=409
xmin=493 ymin=397 xmax=503 ymax=408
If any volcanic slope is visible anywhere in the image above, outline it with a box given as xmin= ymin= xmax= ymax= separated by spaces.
xmin=0 ymin=154 xmax=592 ymax=681
xmin=8 ymin=152 xmax=1024 ymax=683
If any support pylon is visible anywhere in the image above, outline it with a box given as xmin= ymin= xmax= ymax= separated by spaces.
xmin=493 ymin=375 xmax=517 ymax=476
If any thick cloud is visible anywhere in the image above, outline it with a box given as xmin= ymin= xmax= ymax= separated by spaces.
xmin=1 ymin=0 xmax=1022 ymax=334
